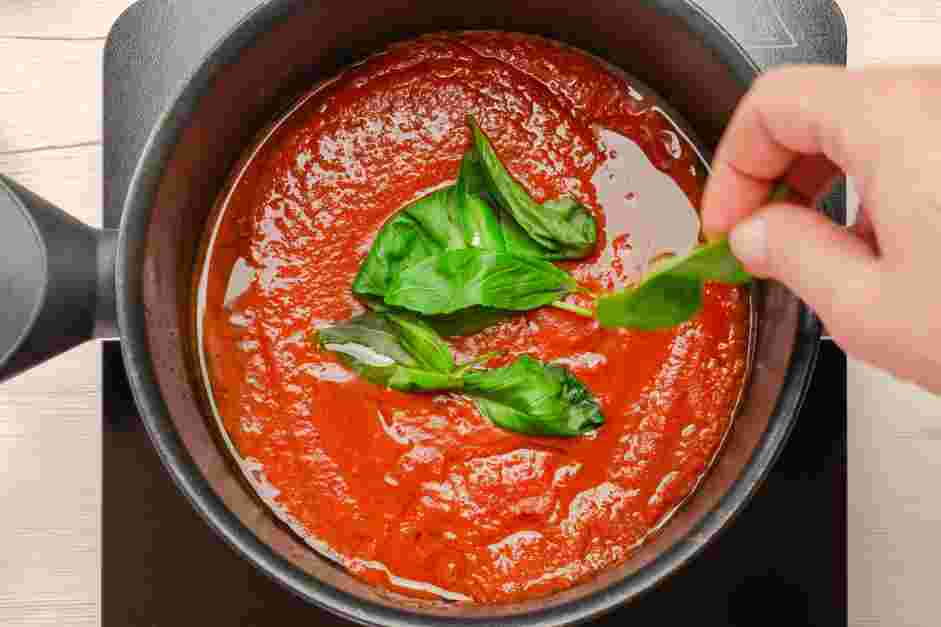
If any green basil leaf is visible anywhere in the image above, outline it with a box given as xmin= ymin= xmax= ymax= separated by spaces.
xmin=455 ymin=150 xmax=489 ymax=198
xmin=352 ymin=152 xmax=500 ymax=300
xmin=327 ymin=344 xmax=461 ymax=392
xmin=317 ymin=317 xmax=602 ymax=437
xmin=352 ymin=187 xmax=459 ymax=299
xmin=463 ymin=355 xmax=604 ymax=436
xmin=469 ymin=117 xmax=597 ymax=259
xmin=595 ymin=239 xmax=751 ymax=330
xmin=596 ymin=274 xmax=703 ymax=331
xmin=593 ymin=184 xmax=797 ymax=330
xmin=455 ymin=152 xmax=506 ymax=252
xmin=653 ymin=238 xmax=751 ymax=284
xmin=317 ymin=313 xmax=417 ymax=366
xmin=459 ymin=141 xmax=589 ymax=261
xmin=383 ymin=367 xmax=463 ymax=392
xmin=385 ymin=312 xmax=456 ymax=373
xmin=407 ymin=186 xmax=464 ymax=250
xmin=458 ymin=194 xmax=506 ymax=252
xmin=498 ymin=209 xmax=557 ymax=259
xmin=386 ymin=249 xmax=578 ymax=315
xmin=315 ymin=313 xmax=461 ymax=392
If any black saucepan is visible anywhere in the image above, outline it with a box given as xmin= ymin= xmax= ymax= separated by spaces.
xmin=0 ymin=1 xmax=820 ymax=624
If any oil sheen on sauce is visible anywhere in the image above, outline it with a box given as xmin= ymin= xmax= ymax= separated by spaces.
xmin=196 ymin=32 xmax=750 ymax=604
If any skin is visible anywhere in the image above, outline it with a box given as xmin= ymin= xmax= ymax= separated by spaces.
xmin=702 ymin=66 xmax=941 ymax=394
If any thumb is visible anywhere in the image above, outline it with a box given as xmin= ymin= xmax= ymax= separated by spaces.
xmin=729 ymin=203 xmax=882 ymax=330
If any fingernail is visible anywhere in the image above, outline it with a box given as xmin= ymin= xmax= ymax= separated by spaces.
xmin=729 ymin=216 xmax=768 ymax=267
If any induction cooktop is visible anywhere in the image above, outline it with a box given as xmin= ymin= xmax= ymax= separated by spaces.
xmin=101 ymin=1 xmax=847 ymax=624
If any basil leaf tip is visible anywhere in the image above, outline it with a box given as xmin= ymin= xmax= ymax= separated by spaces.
xmin=593 ymin=184 xmax=801 ymax=330
xmin=596 ymin=238 xmax=752 ymax=330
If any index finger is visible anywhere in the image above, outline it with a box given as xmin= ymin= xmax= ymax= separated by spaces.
xmin=701 ymin=65 xmax=881 ymax=236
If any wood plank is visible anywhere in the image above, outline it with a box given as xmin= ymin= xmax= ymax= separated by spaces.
xmin=0 ymin=597 xmax=96 ymax=627
xmin=0 ymin=343 xmax=99 ymax=627
xmin=847 ymin=359 xmax=941 ymax=627
xmin=0 ymin=36 xmax=103 ymax=624
xmin=0 ymin=40 xmax=102 ymax=154
xmin=0 ymin=0 xmax=134 ymax=39
xmin=841 ymin=2 xmax=941 ymax=626
xmin=852 ymin=1 xmax=941 ymax=64
xmin=0 ymin=145 xmax=101 ymax=226
xmin=869 ymin=3 xmax=941 ymax=21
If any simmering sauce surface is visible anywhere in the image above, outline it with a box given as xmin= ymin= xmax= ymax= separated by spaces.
xmin=199 ymin=32 xmax=749 ymax=603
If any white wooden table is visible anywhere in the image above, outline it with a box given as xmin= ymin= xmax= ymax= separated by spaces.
xmin=0 ymin=2 xmax=939 ymax=625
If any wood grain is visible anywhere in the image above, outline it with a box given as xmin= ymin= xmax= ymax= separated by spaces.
xmin=842 ymin=4 xmax=941 ymax=627
xmin=0 ymin=40 xmax=102 ymax=154
xmin=0 ymin=343 xmax=100 ymax=627
xmin=1 ymin=1 xmax=940 ymax=626
xmin=0 ymin=1 xmax=132 ymax=39
xmin=0 ymin=3 xmax=128 ymax=625
xmin=0 ymin=146 xmax=102 ymax=224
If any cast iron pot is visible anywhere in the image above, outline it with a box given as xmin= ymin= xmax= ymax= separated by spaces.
xmin=0 ymin=1 xmax=820 ymax=624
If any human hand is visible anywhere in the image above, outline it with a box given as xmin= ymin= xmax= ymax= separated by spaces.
xmin=702 ymin=66 xmax=941 ymax=393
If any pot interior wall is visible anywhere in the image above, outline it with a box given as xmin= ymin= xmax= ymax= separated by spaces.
xmin=137 ymin=0 xmax=805 ymax=620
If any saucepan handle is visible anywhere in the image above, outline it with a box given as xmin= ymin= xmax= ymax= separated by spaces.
xmin=0 ymin=174 xmax=117 ymax=383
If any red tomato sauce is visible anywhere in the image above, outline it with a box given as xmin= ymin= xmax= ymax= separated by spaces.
xmin=198 ymin=32 xmax=749 ymax=604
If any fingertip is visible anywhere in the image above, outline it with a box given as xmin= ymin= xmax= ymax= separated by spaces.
xmin=728 ymin=214 xmax=770 ymax=275
xmin=747 ymin=202 xmax=879 ymax=324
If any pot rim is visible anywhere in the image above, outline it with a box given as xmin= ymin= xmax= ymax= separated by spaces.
xmin=114 ymin=1 xmax=821 ymax=624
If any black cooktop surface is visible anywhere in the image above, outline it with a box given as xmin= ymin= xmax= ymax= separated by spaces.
xmin=101 ymin=1 xmax=847 ymax=624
